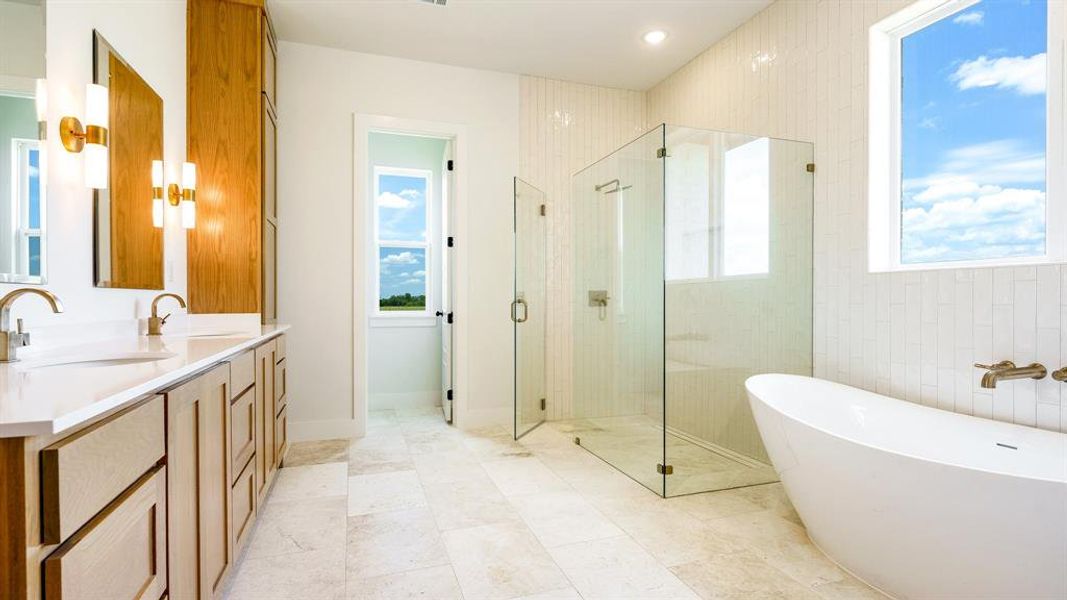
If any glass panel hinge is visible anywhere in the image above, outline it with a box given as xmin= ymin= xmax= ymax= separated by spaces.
xmin=657 ymin=464 xmax=674 ymax=475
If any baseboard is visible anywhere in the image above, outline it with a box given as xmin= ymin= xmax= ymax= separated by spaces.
xmin=289 ymin=418 xmax=363 ymax=442
xmin=369 ymin=391 xmax=440 ymax=411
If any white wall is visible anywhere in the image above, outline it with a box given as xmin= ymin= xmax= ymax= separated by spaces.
xmin=278 ymin=41 xmax=519 ymax=438
xmin=648 ymin=0 xmax=1066 ymax=433
xmin=8 ymin=0 xmax=187 ymax=329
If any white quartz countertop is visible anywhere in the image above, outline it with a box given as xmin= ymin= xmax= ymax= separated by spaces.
xmin=0 ymin=324 xmax=288 ymax=438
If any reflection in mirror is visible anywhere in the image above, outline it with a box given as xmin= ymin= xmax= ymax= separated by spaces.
xmin=0 ymin=0 xmax=46 ymax=284
xmin=93 ymin=31 xmax=164 ymax=290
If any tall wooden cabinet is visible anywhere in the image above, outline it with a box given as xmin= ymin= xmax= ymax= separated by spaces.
xmin=187 ymin=0 xmax=279 ymax=323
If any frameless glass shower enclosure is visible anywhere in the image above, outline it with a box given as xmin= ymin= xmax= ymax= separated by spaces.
xmin=568 ymin=124 xmax=813 ymax=497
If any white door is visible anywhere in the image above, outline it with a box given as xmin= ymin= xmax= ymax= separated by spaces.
xmin=440 ymin=142 xmax=454 ymax=423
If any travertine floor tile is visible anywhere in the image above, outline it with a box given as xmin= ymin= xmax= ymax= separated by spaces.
xmin=670 ymin=550 xmax=822 ymax=600
xmin=284 ymin=439 xmax=350 ymax=467
xmin=548 ymin=535 xmax=699 ymax=599
xmin=346 ymin=508 xmax=450 ymax=579
xmin=347 ymin=470 xmax=427 ymax=516
xmin=225 ymin=547 xmax=345 ymax=600
xmin=347 ymin=565 xmax=463 ymax=600
xmin=482 ymin=456 xmax=570 ymax=497
xmin=269 ymin=462 xmax=348 ymax=502
xmin=442 ymin=522 xmax=570 ymax=600
xmin=423 ymin=473 xmax=523 ymax=531
xmin=509 ymin=490 xmax=623 ymax=547
xmin=246 ymin=495 xmax=346 ymax=559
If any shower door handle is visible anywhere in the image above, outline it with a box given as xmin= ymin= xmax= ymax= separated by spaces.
xmin=511 ymin=299 xmax=529 ymax=323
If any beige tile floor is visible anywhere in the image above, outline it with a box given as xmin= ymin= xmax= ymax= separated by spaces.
xmin=223 ymin=408 xmax=885 ymax=600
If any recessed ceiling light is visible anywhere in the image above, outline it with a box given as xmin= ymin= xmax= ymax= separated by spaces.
xmin=643 ymin=30 xmax=668 ymax=45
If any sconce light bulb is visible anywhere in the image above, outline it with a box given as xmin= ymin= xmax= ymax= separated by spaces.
xmin=34 ymin=79 xmax=48 ymax=123
xmin=85 ymin=83 xmax=108 ymax=127
xmin=152 ymin=160 xmax=164 ymax=188
xmin=152 ymin=198 xmax=165 ymax=228
xmin=84 ymin=143 xmax=108 ymax=189
xmin=181 ymin=162 xmax=196 ymax=191
xmin=181 ymin=198 xmax=196 ymax=229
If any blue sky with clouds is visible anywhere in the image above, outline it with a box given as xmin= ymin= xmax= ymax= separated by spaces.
xmin=900 ymin=0 xmax=1047 ymax=263
xmin=377 ymin=172 xmax=428 ymax=299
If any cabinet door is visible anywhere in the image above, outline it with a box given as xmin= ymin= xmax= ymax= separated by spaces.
xmin=166 ymin=364 xmax=232 ymax=600
xmin=262 ymin=97 xmax=277 ymax=325
xmin=254 ymin=340 xmax=276 ymax=500
xmin=43 ymin=467 xmax=167 ymax=600
xmin=262 ymin=13 xmax=277 ymax=110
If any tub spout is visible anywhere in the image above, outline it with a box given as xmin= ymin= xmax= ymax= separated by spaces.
xmin=974 ymin=361 xmax=1047 ymax=389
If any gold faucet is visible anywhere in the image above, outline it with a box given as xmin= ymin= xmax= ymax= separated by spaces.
xmin=1052 ymin=367 xmax=1067 ymax=382
xmin=148 ymin=293 xmax=187 ymax=336
xmin=0 ymin=288 xmax=64 ymax=362
xmin=974 ymin=360 xmax=1047 ymax=389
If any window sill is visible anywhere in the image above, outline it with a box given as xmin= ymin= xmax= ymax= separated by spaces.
xmin=869 ymin=254 xmax=1059 ymax=274
xmin=369 ymin=315 xmax=439 ymax=328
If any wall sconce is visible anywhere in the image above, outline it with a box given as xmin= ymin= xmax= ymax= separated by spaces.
xmin=34 ymin=78 xmax=47 ymax=140
xmin=152 ymin=160 xmax=165 ymax=228
xmin=168 ymin=162 xmax=197 ymax=229
xmin=59 ymin=83 xmax=109 ymax=189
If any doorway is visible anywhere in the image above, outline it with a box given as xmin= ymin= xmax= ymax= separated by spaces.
xmin=364 ymin=130 xmax=455 ymax=423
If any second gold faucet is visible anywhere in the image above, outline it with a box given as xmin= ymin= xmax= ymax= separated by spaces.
xmin=148 ymin=293 xmax=187 ymax=336
xmin=974 ymin=361 xmax=1047 ymax=389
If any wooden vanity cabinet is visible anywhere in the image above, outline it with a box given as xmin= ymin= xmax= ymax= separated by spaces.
xmin=254 ymin=339 xmax=277 ymax=501
xmin=165 ymin=364 xmax=232 ymax=600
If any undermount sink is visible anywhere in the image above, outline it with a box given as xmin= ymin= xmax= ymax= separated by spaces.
xmin=15 ymin=351 xmax=177 ymax=371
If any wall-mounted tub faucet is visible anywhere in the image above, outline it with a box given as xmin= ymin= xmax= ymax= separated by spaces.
xmin=1052 ymin=366 xmax=1067 ymax=382
xmin=974 ymin=360 xmax=1047 ymax=389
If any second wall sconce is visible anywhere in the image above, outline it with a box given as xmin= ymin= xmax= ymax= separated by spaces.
xmin=153 ymin=161 xmax=197 ymax=229
xmin=59 ymin=83 xmax=109 ymax=189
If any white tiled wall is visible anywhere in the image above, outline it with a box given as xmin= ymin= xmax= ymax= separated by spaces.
xmin=518 ymin=77 xmax=647 ymax=420
xmin=647 ymin=0 xmax=1065 ymax=433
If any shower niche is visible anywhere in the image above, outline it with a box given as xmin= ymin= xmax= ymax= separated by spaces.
xmin=567 ymin=124 xmax=814 ymax=497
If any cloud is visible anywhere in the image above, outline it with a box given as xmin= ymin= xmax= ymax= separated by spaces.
xmin=412 ymin=270 xmax=426 ymax=277
xmin=904 ymin=139 xmax=1045 ymax=191
xmin=401 ymin=278 xmax=423 ymax=285
xmin=381 ymin=251 xmax=419 ymax=265
xmin=377 ymin=192 xmax=412 ymax=209
xmin=950 ymin=53 xmax=1046 ymax=96
xmin=398 ymin=189 xmax=422 ymax=199
xmin=918 ymin=117 xmax=940 ymax=131
xmin=952 ymin=11 xmax=983 ymax=26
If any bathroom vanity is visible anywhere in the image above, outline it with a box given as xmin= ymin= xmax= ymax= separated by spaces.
xmin=0 ymin=326 xmax=289 ymax=599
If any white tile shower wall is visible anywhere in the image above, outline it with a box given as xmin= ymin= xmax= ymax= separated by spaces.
xmin=647 ymin=0 xmax=1064 ymax=433
xmin=518 ymin=77 xmax=647 ymax=420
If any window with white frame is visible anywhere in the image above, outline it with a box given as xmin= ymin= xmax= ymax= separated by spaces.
xmin=13 ymin=139 xmax=43 ymax=277
xmin=869 ymin=0 xmax=1065 ymax=271
xmin=373 ymin=166 xmax=432 ymax=315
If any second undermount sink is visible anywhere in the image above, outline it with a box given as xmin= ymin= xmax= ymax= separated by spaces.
xmin=15 ymin=350 xmax=178 ymax=371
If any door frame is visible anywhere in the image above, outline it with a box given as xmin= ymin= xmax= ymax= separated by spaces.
xmin=352 ymin=115 xmax=469 ymax=432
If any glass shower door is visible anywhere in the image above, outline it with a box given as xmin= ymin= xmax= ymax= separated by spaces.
xmin=513 ymin=178 xmax=547 ymax=439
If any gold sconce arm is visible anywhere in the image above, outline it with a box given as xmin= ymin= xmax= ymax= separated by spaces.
xmin=59 ymin=116 xmax=108 ymax=153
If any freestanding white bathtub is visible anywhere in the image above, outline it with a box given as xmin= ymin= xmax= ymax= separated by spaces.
xmin=746 ymin=374 xmax=1067 ymax=600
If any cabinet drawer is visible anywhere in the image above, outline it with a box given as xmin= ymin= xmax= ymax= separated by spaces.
xmin=231 ymin=387 xmax=255 ymax=480
xmin=41 ymin=396 xmax=165 ymax=544
xmin=232 ymin=458 xmax=256 ymax=555
xmin=274 ymin=358 xmax=287 ymax=413
xmin=274 ymin=405 xmax=287 ymax=463
xmin=44 ymin=466 xmax=167 ymax=600
xmin=229 ymin=349 xmax=255 ymax=398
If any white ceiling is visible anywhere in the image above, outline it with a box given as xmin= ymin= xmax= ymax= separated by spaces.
xmin=267 ymin=0 xmax=772 ymax=91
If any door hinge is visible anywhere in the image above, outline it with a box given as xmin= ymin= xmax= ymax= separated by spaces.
xmin=447 ymin=159 xmax=454 ymax=171
xmin=806 ymin=162 xmax=815 ymax=173
xmin=657 ymin=463 xmax=674 ymax=475
xmin=656 ymin=147 xmax=667 ymax=158
xmin=447 ymin=312 xmax=453 ymax=324
xmin=540 ymin=398 xmax=546 ymax=411
xmin=447 ymin=236 xmax=454 ymax=248
xmin=447 ymin=389 xmax=453 ymax=400
xmin=573 ymin=436 xmax=581 ymax=445
xmin=539 ymin=204 xmax=546 ymax=216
